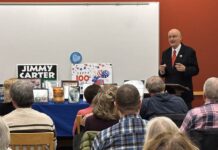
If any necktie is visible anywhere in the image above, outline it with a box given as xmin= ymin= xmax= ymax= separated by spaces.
xmin=172 ymin=50 xmax=176 ymax=66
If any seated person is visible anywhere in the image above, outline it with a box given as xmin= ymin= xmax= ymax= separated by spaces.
xmin=3 ymin=80 xmax=56 ymax=142
xmin=144 ymin=132 xmax=199 ymax=150
xmin=92 ymin=84 xmax=147 ymax=150
xmin=180 ymin=77 xmax=218 ymax=132
xmin=144 ymin=116 xmax=180 ymax=144
xmin=0 ymin=117 xmax=11 ymax=150
xmin=140 ymin=76 xmax=188 ymax=120
xmin=0 ymin=78 xmax=18 ymax=116
xmin=144 ymin=116 xmax=199 ymax=150
xmin=84 ymin=86 xmax=119 ymax=131
xmin=73 ymin=84 xmax=101 ymax=135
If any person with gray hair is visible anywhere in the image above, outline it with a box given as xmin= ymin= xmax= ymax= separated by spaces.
xmin=92 ymin=84 xmax=147 ymax=150
xmin=3 ymin=80 xmax=56 ymax=136
xmin=181 ymin=77 xmax=218 ymax=132
xmin=0 ymin=117 xmax=11 ymax=150
xmin=140 ymin=76 xmax=188 ymax=120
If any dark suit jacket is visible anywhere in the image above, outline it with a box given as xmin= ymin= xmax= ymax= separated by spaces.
xmin=159 ymin=44 xmax=199 ymax=102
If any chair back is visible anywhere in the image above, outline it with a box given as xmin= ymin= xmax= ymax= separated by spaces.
xmin=152 ymin=113 xmax=186 ymax=127
xmin=76 ymin=115 xmax=83 ymax=134
xmin=10 ymin=132 xmax=55 ymax=150
xmin=188 ymin=128 xmax=218 ymax=150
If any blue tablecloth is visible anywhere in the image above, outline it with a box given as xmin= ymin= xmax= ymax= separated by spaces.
xmin=32 ymin=101 xmax=89 ymax=137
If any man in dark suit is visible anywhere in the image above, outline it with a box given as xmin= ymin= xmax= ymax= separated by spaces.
xmin=159 ymin=29 xmax=199 ymax=109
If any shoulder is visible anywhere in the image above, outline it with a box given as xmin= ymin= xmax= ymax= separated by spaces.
xmin=94 ymin=125 xmax=114 ymax=144
xmin=86 ymin=114 xmax=94 ymax=122
xmin=169 ymin=94 xmax=184 ymax=101
xmin=162 ymin=47 xmax=171 ymax=55
xmin=142 ymin=97 xmax=150 ymax=102
xmin=186 ymin=106 xmax=202 ymax=117
xmin=2 ymin=109 xmax=16 ymax=120
xmin=181 ymin=44 xmax=196 ymax=52
xmin=78 ymin=107 xmax=93 ymax=116
xmin=30 ymin=109 xmax=54 ymax=123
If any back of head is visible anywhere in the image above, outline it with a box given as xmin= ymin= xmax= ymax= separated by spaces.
xmin=92 ymin=86 xmax=119 ymax=120
xmin=84 ymin=84 xmax=101 ymax=104
xmin=10 ymin=80 xmax=34 ymax=108
xmin=203 ymin=77 xmax=218 ymax=102
xmin=0 ymin=117 xmax=10 ymax=150
xmin=3 ymin=78 xmax=18 ymax=103
xmin=115 ymin=84 xmax=140 ymax=114
xmin=145 ymin=117 xmax=179 ymax=143
xmin=146 ymin=76 xmax=165 ymax=94
xmin=144 ymin=132 xmax=199 ymax=150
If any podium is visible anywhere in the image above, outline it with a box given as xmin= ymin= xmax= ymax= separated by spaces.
xmin=165 ymin=84 xmax=190 ymax=96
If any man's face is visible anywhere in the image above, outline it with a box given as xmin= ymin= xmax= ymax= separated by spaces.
xmin=168 ymin=29 xmax=182 ymax=49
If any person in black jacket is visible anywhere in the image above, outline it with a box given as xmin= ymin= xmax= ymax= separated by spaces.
xmin=159 ymin=28 xmax=199 ymax=109
xmin=140 ymin=76 xmax=188 ymax=120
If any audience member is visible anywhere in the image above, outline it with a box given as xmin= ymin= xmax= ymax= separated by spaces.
xmin=0 ymin=78 xmax=17 ymax=116
xmin=144 ymin=116 xmax=179 ymax=144
xmin=144 ymin=132 xmax=199 ymax=150
xmin=140 ymin=76 xmax=188 ymax=120
xmin=180 ymin=77 xmax=218 ymax=132
xmin=84 ymin=86 xmax=119 ymax=131
xmin=81 ymin=84 xmax=101 ymax=115
xmin=0 ymin=117 xmax=11 ymax=150
xmin=73 ymin=84 xmax=101 ymax=135
xmin=3 ymin=80 xmax=56 ymax=134
xmin=92 ymin=84 xmax=147 ymax=150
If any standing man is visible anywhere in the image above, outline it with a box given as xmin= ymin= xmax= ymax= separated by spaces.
xmin=159 ymin=28 xmax=199 ymax=109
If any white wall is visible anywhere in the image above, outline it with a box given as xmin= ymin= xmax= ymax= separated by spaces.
xmin=0 ymin=3 xmax=159 ymax=85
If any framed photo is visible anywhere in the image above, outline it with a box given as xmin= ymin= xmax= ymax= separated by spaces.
xmin=61 ymin=80 xmax=78 ymax=100
xmin=43 ymin=80 xmax=58 ymax=99
xmin=19 ymin=78 xmax=41 ymax=88
xmin=61 ymin=80 xmax=78 ymax=87
xmin=33 ymin=89 xmax=49 ymax=102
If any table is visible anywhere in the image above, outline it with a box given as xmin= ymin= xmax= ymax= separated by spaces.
xmin=32 ymin=101 xmax=89 ymax=137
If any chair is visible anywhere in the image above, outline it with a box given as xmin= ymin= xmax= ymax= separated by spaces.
xmin=153 ymin=113 xmax=186 ymax=127
xmin=188 ymin=128 xmax=218 ymax=150
xmin=76 ymin=115 xmax=83 ymax=134
xmin=10 ymin=132 xmax=55 ymax=150
xmin=73 ymin=115 xmax=83 ymax=150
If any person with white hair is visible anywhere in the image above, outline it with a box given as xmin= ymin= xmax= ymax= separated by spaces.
xmin=180 ymin=77 xmax=218 ymax=132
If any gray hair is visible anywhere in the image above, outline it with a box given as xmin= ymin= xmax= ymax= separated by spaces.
xmin=146 ymin=76 xmax=165 ymax=93
xmin=0 ymin=117 xmax=10 ymax=150
xmin=10 ymin=80 xmax=34 ymax=107
xmin=203 ymin=77 xmax=218 ymax=102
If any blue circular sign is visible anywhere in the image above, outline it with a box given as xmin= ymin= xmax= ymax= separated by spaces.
xmin=70 ymin=52 xmax=82 ymax=64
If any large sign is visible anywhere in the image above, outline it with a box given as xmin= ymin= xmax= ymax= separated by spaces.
xmin=17 ymin=64 xmax=57 ymax=80
xmin=72 ymin=63 xmax=112 ymax=85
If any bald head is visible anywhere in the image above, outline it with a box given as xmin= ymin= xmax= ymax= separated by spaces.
xmin=168 ymin=28 xmax=182 ymax=49
xmin=203 ymin=77 xmax=218 ymax=102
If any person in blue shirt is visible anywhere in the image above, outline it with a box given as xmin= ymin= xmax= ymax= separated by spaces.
xmin=92 ymin=84 xmax=147 ymax=150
